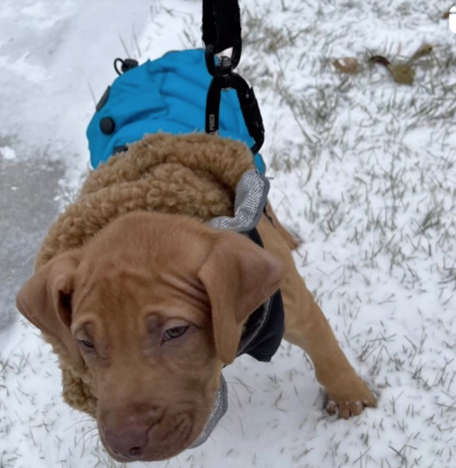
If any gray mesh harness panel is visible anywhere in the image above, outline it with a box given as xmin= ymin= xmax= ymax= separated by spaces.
xmin=210 ymin=170 xmax=269 ymax=232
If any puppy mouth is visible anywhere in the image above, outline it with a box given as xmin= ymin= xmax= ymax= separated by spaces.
xmin=97 ymin=430 xmax=138 ymax=462
xmin=108 ymin=449 xmax=136 ymax=463
xmin=98 ymin=433 xmax=136 ymax=462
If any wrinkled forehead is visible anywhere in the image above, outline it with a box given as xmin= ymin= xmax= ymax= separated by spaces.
xmin=72 ymin=226 xmax=212 ymax=325
xmin=84 ymin=215 xmax=213 ymax=272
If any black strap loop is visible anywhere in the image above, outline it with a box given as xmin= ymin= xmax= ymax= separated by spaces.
xmin=202 ymin=0 xmax=242 ymax=61
xmin=114 ymin=58 xmax=139 ymax=76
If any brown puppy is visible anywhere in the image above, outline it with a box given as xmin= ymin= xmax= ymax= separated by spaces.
xmin=17 ymin=208 xmax=376 ymax=462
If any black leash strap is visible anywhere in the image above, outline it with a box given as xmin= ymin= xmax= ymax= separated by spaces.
xmin=202 ymin=0 xmax=242 ymax=66
xmin=202 ymin=0 xmax=265 ymax=154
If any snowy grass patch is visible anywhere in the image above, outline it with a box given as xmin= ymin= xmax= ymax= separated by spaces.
xmin=1 ymin=0 xmax=455 ymax=467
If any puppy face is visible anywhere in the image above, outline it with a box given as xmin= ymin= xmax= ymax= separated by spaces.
xmin=16 ymin=212 xmax=284 ymax=462
xmin=71 ymin=227 xmax=221 ymax=461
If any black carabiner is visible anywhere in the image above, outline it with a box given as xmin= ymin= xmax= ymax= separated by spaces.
xmin=205 ymin=72 xmax=265 ymax=154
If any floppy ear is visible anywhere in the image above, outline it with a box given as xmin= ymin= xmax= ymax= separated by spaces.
xmin=16 ymin=251 xmax=83 ymax=368
xmin=198 ymin=231 xmax=284 ymax=364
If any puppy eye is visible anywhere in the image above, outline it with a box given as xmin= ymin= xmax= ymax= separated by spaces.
xmin=163 ymin=326 xmax=189 ymax=342
xmin=78 ymin=339 xmax=95 ymax=350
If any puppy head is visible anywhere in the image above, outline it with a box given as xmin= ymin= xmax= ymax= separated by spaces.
xmin=16 ymin=212 xmax=284 ymax=462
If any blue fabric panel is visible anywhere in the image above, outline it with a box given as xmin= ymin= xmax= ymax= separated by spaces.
xmin=87 ymin=49 xmax=264 ymax=173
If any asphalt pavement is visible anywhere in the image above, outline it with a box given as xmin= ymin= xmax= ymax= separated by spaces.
xmin=0 ymin=146 xmax=64 ymax=339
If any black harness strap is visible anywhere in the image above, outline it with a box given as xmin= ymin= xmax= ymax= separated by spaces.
xmin=237 ymin=228 xmax=285 ymax=362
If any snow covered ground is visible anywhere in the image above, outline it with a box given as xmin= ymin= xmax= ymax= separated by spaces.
xmin=1 ymin=0 xmax=455 ymax=467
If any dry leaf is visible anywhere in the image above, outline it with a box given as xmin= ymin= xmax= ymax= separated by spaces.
xmin=410 ymin=43 xmax=433 ymax=61
xmin=387 ymin=63 xmax=415 ymax=85
xmin=369 ymin=55 xmax=415 ymax=85
xmin=332 ymin=57 xmax=359 ymax=75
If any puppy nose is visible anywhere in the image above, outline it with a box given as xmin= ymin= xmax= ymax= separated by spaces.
xmin=106 ymin=427 xmax=146 ymax=459
xmin=103 ymin=408 xmax=161 ymax=459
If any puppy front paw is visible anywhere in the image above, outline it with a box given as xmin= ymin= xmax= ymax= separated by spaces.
xmin=325 ymin=377 xmax=377 ymax=419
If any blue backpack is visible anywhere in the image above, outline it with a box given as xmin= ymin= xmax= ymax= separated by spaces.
xmin=87 ymin=48 xmax=265 ymax=174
